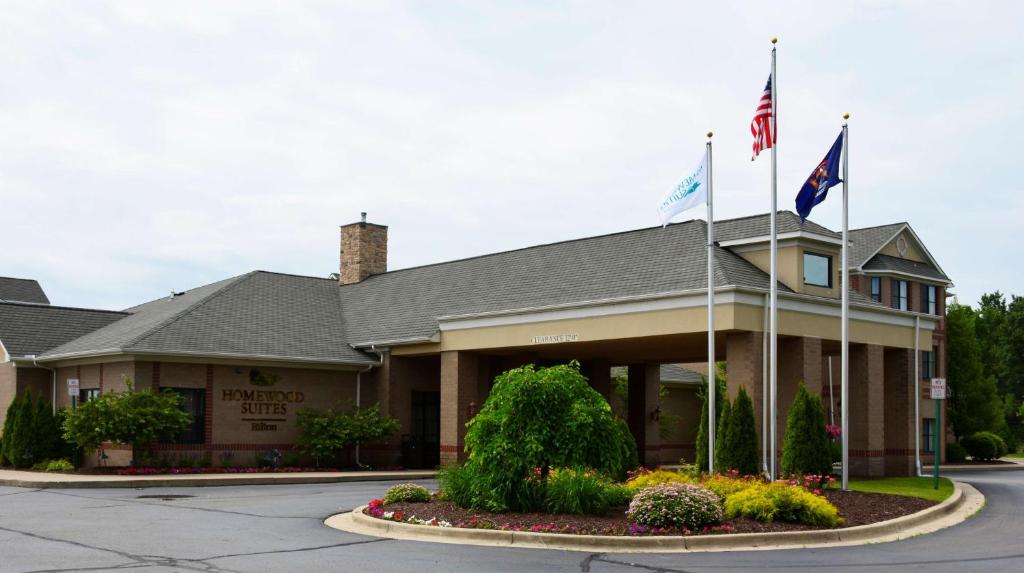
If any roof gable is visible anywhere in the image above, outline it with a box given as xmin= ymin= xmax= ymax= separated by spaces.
xmin=850 ymin=223 xmax=949 ymax=283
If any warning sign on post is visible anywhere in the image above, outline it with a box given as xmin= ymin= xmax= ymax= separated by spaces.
xmin=930 ymin=378 xmax=946 ymax=400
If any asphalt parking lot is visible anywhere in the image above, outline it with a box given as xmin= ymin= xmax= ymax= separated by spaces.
xmin=0 ymin=470 xmax=1021 ymax=573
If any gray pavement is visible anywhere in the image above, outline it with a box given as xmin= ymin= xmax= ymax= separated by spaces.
xmin=0 ymin=470 xmax=1020 ymax=573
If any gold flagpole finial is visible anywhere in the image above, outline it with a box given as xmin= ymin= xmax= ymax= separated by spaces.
xmin=707 ymin=131 xmax=713 ymax=139
xmin=771 ymin=36 xmax=778 ymax=44
xmin=843 ymin=112 xmax=850 ymax=120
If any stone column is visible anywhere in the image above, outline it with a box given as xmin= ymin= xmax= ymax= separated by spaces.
xmin=627 ymin=363 xmax=662 ymax=467
xmin=884 ymin=348 xmax=916 ymax=476
xmin=439 ymin=351 xmax=480 ymax=465
xmin=849 ymin=344 xmax=885 ymax=476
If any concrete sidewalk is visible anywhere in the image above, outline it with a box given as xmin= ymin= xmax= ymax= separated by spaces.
xmin=0 ymin=468 xmax=437 ymax=489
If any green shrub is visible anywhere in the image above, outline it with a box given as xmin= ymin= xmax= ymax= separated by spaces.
xmin=603 ymin=483 xmax=633 ymax=507
xmin=63 ymin=380 xmax=192 ymax=463
xmin=296 ymin=403 xmax=400 ymax=467
xmin=781 ymin=383 xmax=833 ymax=476
xmin=722 ymin=387 xmax=760 ymax=475
xmin=544 ymin=468 xmax=613 ymax=515
xmin=962 ymin=431 xmax=1008 ymax=461
xmin=444 ymin=362 xmax=637 ymax=512
xmin=625 ymin=469 xmax=693 ymax=491
xmin=44 ymin=458 xmax=73 ymax=472
xmin=946 ymin=442 xmax=968 ymax=463
xmin=695 ymin=367 xmax=727 ymax=473
xmin=626 ymin=483 xmax=723 ymax=529
xmin=383 ymin=483 xmax=431 ymax=504
xmin=1 ymin=391 xmax=72 ymax=469
xmin=714 ymin=397 xmax=733 ymax=471
xmin=724 ymin=482 xmax=843 ymax=527
xmin=1 ymin=392 xmax=27 ymax=466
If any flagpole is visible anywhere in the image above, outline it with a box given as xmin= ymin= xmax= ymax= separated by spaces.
xmin=841 ymin=113 xmax=850 ymax=490
xmin=769 ymin=36 xmax=779 ymax=481
xmin=706 ymin=131 xmax=716 ymax=474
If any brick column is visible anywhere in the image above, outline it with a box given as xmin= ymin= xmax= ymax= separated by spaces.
xmin=849 ymin=344 xmax=885 ymax=476
xmin=582 ymin=359 xmax=612 ymax=402
xmin=884 ymin=348 xmax=915 ymax=476
xmin=439 ymin=351 xmax=480 ymax=465
xmin=777 ymin=337 xmax=822 ymax=460
xmin=627 ymin=363 xmax=661 ymax=467
xmin=726 ymin=332 xmax=765 ymax=463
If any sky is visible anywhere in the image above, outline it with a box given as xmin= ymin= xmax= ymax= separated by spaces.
xmin=1 ymin=1 xmax=1020 ymax=310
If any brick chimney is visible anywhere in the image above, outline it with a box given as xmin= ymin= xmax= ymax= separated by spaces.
xmin=339 ymin=212 xmax=388 ymax=285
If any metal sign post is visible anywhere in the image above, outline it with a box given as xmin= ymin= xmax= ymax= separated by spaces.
xmin=930 ymin=378 xmax=946 ymax=490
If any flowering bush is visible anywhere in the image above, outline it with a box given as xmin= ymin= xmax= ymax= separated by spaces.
xmin=825 ymin=424 xmax=841 ymax=440
xmin=626 ymin=483 xmax=723 ymax=529
xmin=383 ymin=483 xmax=432 ymax=504
xmin=786 ymin=473 xmax=836 ymax=494
xmin=625 ymin=469 xmax=694 ymax=492
xmin=724 ymin=481 xmax=843 ymax=527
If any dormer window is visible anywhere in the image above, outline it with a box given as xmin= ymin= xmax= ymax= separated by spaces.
xmin=803 ymin=252 xmax=833 ymax=288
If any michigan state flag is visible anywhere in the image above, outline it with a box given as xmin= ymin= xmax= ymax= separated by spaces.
xmin=795 ymin=132 xmax=844 ymax=221
xmin=657 ymin=152 xmax=708 ymax=226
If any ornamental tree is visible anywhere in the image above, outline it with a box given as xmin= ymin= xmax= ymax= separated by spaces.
xmin=722 ymin=386 xmax=760 ymax=476
xmin=444 ymin=361 xmax=637 ymax=512
xmin=62 ymin=378 xmax=192 ymax=464
xmin=295 ymin=403 xmax=400 ymax=467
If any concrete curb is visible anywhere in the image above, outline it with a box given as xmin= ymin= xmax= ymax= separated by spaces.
xmin=0 ymin=471 xmax=437 ymax=489
xmin=324 ymin=481 xmax=983 ymax=553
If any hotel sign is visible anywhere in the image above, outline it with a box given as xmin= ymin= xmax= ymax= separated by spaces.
xmin=530 ymin=333 xmax=579 ymax=345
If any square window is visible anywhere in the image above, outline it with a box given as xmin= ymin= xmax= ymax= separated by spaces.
xmin=78 ymin=388 xmax=100 ymax=403
xmin=803 ymin=252 xmax=832 ymax=288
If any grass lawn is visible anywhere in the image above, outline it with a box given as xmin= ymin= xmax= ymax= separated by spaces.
xmin=1005 ymin=452 xmax=1024 ymax=459
xmin=846 ymin=476 xmax=954 ymax=502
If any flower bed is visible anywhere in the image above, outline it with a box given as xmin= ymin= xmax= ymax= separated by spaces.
xmin=364 ymin=489 xmax=934 ymax=537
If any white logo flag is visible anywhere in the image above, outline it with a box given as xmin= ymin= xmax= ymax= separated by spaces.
xmin=657 ymin=152 xmax=708 ymax=226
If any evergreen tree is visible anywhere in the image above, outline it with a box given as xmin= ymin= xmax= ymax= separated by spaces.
xmin=714 ymin=397 xmax=733 ymax=471
xmin=0 ymin=392 xmax=22 ymax=466
xmin=781 ymin=383 xmax=832 ymax=476
xmin=723 ymin=386 xmax=760 ymax=475
xmin=694 ymin=365 xmax=727 ymax=472
xmin=947 ymin=303 xmax=1002 ymax=439
xmin=7 ymin=390 xmax=37 ymax=468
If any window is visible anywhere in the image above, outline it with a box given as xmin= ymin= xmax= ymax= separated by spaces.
xmin=891 ymin=279 xmax=908 ymax=310
xmin=78 ymin=388 xmax=100 ymax=404
xmin=922 ymin=350 xmax=936 ymax=379
xmin=803 ymin=252 xmax=833 ymax=288
xmin=164 ymin=388 xmax=206 ymax=445
xmin=870 ymin=277 xmax=882 ymax=303
xmin=923 ymin=284 xmax=937 ymax=314
xmin=923 ymin=418 xmax=936 ymax=453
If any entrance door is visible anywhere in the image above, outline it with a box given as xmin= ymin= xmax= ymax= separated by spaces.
xmin=410 ymin=391 xmax=440 ymax=468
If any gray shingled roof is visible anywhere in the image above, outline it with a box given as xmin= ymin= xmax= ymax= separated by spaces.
xmin=0 ymin=302 xmax=126 ymax=358
xmin=848 ymin=223 xmax=905 ymax=268
xmin=0 ymin=277 xmax=50 ymax=305
xmin=42 ymin=272 xmax=376 ymax=364
xmin=714 ymin=211 xmax=839 ymax=243
xmin=863 ymin=254 xmax=949 ymax=282
xmin=339 ymin=219 xmax=792 ymax=345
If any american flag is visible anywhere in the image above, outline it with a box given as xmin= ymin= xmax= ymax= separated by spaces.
xmin=750 ymin=74 xmax=774 ymax=160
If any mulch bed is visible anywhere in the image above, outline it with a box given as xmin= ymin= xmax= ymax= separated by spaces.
xmin=374 ymin=490 xmax=934 ymax=536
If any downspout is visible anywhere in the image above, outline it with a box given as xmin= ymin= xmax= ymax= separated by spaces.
xmin=354 ymin=345 xmax=384 ymax=468
xmin=30 ymin=356 xmax=57 ymax=414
